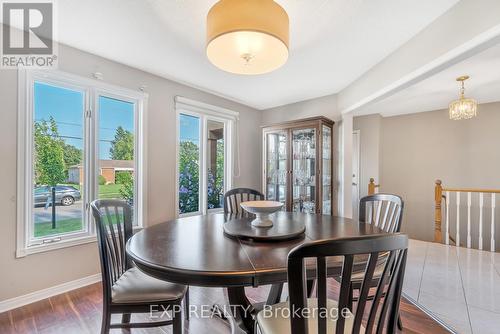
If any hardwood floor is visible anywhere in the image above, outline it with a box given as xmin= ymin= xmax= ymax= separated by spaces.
xmin=0 ymin=282 xmax=449 ymax=333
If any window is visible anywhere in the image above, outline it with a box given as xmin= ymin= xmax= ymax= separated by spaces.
xmin=175 ymin=97 xmax=236 ymax=217
xmin=17 ymin=69 xmax=146 ymax=256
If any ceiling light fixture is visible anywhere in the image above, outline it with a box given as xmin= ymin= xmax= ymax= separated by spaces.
xmin=206 ymin=0 xmax=289 ymax=75
xmin=449 ymin=75 xmax=477 ymax=120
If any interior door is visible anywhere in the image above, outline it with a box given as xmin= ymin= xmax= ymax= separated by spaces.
xmin=352 ymin=130 xmax=360 ymax=219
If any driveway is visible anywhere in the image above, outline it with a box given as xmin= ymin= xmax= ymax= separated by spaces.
xmin=34 ymin=201 xmax=83 ymax=223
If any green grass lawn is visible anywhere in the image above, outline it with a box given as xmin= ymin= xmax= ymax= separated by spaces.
xmin=62 ymin=183 xmax=124 ymax=199
xmin=98 ymin=183 xmax=123 ymax=199
xmin=34 ymin=184 xmax=128 ymax=237
xmin=34 ymin=214 xmax=122 ymax=237
xmin=34 ymin=218 xmax=83 ymax=237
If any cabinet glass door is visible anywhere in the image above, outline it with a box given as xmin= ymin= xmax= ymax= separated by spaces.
xmin=265 ymin=131 xmax=287 ymax=206
xmin=292 ymin=128 xmax=316 ymax=213
xmin=322 ymin=125 xmax=332 ymax=215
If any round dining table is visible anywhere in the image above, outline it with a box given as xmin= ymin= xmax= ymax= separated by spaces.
xmin=126 ymin=212 xmax=387 ymax=333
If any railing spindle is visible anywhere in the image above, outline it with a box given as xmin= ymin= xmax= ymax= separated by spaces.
xmin=456 ymin=192 xmax=461 ymax=247
xmin=479 ymin=193 xmax=484 ymax=250
xmin=467 ymin=192 xmax=471 ymax=249
xmin=491 ymin=194 xmax=496 ymax=252
xmin=446 ymin=191 xmax=450 ymax=245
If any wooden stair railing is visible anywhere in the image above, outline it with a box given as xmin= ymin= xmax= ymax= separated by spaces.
xmin=368 ymin=178 xmax=380 ymax=195
xmin=434 ymin=179 xmax=499 ymax=251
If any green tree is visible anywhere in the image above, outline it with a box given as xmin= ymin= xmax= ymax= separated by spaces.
xmin=178 ymin=141 xmax=200 ymax=213
xmin=110 ymin=126 xmax=134 ymax=160
xmin=34 ymin=117 xmax=66 ymax=186
xmin=63 ymin=143 xmax=82 ymax=171
xmin=207 ymin=139 xmax=224 ymax=209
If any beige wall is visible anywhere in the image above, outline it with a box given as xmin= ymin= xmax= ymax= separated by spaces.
xmin=0 ymin=44 xmax=261 ymax=301
xmin=261 ymin=94 xmax=339 ymax=125
xmin=355 ymin=102 xmax=500 ymax=242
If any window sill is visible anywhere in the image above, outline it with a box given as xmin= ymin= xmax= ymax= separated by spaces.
xmin=16 ymin=226 xmax=143 ymax=258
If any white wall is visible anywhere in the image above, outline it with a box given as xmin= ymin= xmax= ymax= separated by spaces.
xmin=0 ymin=43 xmax=261 ymax=301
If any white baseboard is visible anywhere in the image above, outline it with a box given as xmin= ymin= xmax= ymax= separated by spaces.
xmin=0 ymin=273 xmax=102 ymax=313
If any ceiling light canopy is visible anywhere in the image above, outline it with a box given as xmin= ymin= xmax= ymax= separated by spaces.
xmin=449 ymin=75 xmax=477 ymax=120
xmin=206 ymin=0 xmax=289 ymax=75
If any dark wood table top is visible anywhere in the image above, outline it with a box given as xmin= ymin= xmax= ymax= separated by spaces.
xmin=126 ymin=212 xmax=387 ymax=287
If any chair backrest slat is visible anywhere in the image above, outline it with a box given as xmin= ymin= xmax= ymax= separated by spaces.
xmin=336 ymin=254 xmax=354 ymax=334
xmin=380 ymin=202 xmax=392 ymax=230
xmin=352 ymin=252 xmax=379 ymax=332
xmin=91 ymin=199 xmax=133 ymax=304
xmin=287 ymin=234 xmax=408 ymax=334
xmin=224 ymin=188 xmax=265 ymax=215
xmin=360 ymin=194 xmax=404 ymax=233
xmin=377 ymin=248 xmax=407 ymax=334
xmin=317 ymin=257 xmax=327 ymax=334
xmin=365 ymin=250 xmax=397 ymax=332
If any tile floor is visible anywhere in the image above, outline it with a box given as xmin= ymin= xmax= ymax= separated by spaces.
xmin=403 ymin=239 xmax=500 ymax=334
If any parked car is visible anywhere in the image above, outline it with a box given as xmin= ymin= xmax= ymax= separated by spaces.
xmin=34 ymin=185 xmax=82 ymax=206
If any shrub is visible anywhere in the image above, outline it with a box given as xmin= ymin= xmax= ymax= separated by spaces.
xmin=119 ymin=175 xmax=134 ymax=204
xmin=115 ymin=171 xmax=132 ymax=185
xmin=98 ymin=175 xmax=106 ymax=185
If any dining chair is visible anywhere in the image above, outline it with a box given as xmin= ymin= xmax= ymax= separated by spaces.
xmin=255 ymin=233 xmax=409 ymax=334
xmin=223 ymin=188 xmax=285 ymax=306
xmin=91 ymin=199 xmax=188 ymax=334
xmin=359 ymin=194 xmax=404 ymax=233
xmin=350 ymin=193 xmax=405 ymax=329
xmin=224 ymin=188 xmax=265 ymax=215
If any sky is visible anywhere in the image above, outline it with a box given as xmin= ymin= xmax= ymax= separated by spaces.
xmin=179 ymin=113 xmax=200 ymax=143
xmin=34 ymin=82 xmax=134 ymax=160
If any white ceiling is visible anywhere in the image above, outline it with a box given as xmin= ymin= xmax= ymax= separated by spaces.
xmin=355 ymin=43 xmax=500 ymax=117
xmin=53 ymin=0 xmax=459 ymax=110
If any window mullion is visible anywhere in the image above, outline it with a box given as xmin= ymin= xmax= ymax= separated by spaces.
xmin=200 ymin=115 xmax=208 ymax=215
xmin=85 ymin=88 xmax=95 ymax=235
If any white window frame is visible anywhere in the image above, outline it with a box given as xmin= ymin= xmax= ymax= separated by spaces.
xmin=175 ymin=96 xmax=237 ymax=217
xmin=17 ymin=69 xmax=148 ymax=257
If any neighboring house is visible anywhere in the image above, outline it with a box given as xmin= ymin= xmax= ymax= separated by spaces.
xmin=67 ymin=159 xmax=134 ymax=184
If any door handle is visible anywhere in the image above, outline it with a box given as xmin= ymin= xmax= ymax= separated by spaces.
xmin=352 ymin=182 xmax=357 ymax=186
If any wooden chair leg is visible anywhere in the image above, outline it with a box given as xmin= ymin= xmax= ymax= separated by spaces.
xmin=121 ymin=313 xmax=131 ymax=323
xmin=348 ymin=283 xmax=354 ymax=311
xmin=184 ymin=287 xmax=190 ymax=321
xmin=101 ymin=310 xmax=111 ymax=334
xmin=173 ymin=302 xmax=183 ymax=334
xmin=397 ymin=314 xmax=403 ymax=330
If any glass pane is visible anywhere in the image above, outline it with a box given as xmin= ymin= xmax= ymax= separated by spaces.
xmin=98 ymin=96 xmax=135 ymax=221
xmin=33 ymin=82 xmax=85 ymax=238
xmin=179 ymin=114 xmax=200 ymax=214
xmin=207 ymin=120 xmax=224 ymax=210
xmin=292 ymin=128 xmax=316 ymax=213
xmin=322 ymin=125 xmax=332 ymax=215
xmin=266 ymin=132 xmax=287 ymax=206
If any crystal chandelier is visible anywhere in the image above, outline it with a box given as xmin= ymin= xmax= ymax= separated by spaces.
xmin=449 ymin=75 xmax=477 ymax=120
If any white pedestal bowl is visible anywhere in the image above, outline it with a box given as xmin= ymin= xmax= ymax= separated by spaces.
xmin=240 ymin=201 xmax=284 ymax=228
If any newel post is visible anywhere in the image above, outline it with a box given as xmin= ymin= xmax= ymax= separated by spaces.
xmin=435 ymin=180 xmax=443 ymax=243
xmin=368 ymin=178 xmax=376 ymax=195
